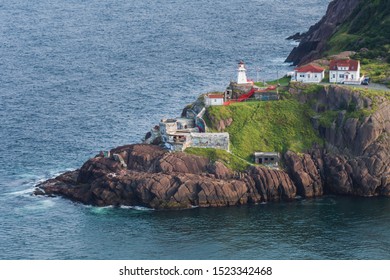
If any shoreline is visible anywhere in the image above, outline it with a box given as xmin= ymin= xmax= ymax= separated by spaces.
xmin=34 ymin=83 xmax=390 ymax=209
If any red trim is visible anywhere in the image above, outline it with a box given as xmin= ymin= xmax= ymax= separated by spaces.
xmin=207 ymin=94 xmax=224 ymax=99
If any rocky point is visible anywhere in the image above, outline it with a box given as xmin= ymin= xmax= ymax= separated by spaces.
xmin=34 ymin=85 xmax=390 ymax=209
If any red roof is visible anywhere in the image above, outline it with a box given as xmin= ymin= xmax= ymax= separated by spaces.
xmin=329 ymin=59 xmax=359 ymax=71
xmin=295 ymin=64 xmax=325 ymax=73
xmin=207 ymin=94 xmax=224 ymax=99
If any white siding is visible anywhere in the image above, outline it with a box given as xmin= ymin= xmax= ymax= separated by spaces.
xmin=329 ymin=70 xmax=360 ymax=83
xmin=205 ymin=96 xmax=224 ymax=106
xmin=295 ymin=71 xmax=324 ymax=83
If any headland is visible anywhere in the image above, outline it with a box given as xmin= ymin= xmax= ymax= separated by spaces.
xmin=34 ymin=0 xmax=390 ymax=209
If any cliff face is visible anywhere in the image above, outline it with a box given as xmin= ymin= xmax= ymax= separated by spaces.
xmin=286 ymin=0 xmax=361 ymax=65
xmin=34 ymin=86 xmax=389 ymax=209
xmin=35 ymin=144 xmax=298 ymax=209
xmin=288 ymin=85 xmax=390 ymax=196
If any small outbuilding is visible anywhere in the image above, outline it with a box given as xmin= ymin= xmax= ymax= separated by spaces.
xmin=204 ymin=93 xmax=224 ymax=107
xmin=254 ymin=152 xmax=280 ymax=167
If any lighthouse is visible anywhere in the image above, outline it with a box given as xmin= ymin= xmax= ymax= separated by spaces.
xmin=237 ymin=61 xmax=248 ymax=84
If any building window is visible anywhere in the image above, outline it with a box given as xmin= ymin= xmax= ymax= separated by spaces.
xmin=339 ymin=74 xmax=344 ymax=78
xmin=299 ymin=74 xmax=305 ymax=78
xmin=332 ymin=74 xmax=336 ymax=78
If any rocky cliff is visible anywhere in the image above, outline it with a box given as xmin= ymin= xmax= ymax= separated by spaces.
xmin=286 ymin=0 xmax=361 ymax=65
xmin=35 ymin=85 xmax=390 ymax=209
xmin=287 ymin=84 xmax=390 ymax=196
xmin=35 ymin=144 xmax=298 ymax=209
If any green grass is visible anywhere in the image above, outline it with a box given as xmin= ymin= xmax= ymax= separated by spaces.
xmin=289 ymin=82 xmax=326 ymax=95
xmin=206 ymin=100 xmax=323 ymax=161
xmin=327 ymin=32 xmax=360 ymax=54
xmin=254 ymin=81 xmax=267 ymax=87
xmin=304 ymin=83 xmax=389 ymax=126
xmin=185 ymin=147 xmax=250 ymax=172
xmin=358 ymin=58 xmax=390 ymax=87
xmin=267 ymin=76 xmax=291 ymax=87
xmin=325 ymin=0 xmax=390 ymax=64
xmin=354 ymin=87 xmax=390 ymax=99
xmin=317 ymin=110 xmax=340 ymax=128
xmin=254 ymin=76 xmax=291 ymax=88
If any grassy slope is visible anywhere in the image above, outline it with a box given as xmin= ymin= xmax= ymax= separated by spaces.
xmin=359 ymin=58 xmax=390 ymax=86
xmin=254 ymin=76 xmax=291 ymax=87
xmin=206 ymin=99 xmax=322 ymax=161
xmin=186 ymin=84 xmax=389 ymax=169
xmin=185 ymin=147 xmax=250 ymax=172
xmin=326 ymin=0 xmax=390 ymax=59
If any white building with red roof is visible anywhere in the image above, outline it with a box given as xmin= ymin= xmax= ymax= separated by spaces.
xmin=204 ymin=93 xmax=224 ymax=106
xmin=329 ymin=59 xmax=362 ymax=84
xmin=293 ymin=64 xmax=325 ymax=83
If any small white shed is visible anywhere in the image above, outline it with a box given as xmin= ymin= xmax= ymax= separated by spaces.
xmin=204 ymin=94 xmax=224 ymax=107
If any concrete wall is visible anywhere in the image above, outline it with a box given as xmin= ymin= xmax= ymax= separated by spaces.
xmin=189 ymin=132 xmax=229 ymax=151
xmin=176 ymin=118 xmax=195 ymax=129
xmin=160 ymin=120 xmax=177 ymax=135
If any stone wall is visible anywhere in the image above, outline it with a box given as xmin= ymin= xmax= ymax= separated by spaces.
xmin=159 ymin=120 xmax=177 ymax=135
xmin=189 ymin=132 xmax=229 ymax=151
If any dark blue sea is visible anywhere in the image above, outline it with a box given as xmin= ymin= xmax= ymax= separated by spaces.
xmin=1 ymin=0 xmax=390 ymax=260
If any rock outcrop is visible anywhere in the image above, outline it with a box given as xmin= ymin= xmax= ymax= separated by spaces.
xmin=35 ymin=85 xmax=389 ymax=209
xmin=35 ymin=144 xmax=297 ymax=209
xmin=286 ymin=0 xmax=361 ymax=65
xmin=284 ymin=150 xmax=323 ymax=198
xmin=289 ymin=84 xmax=390 ymax=196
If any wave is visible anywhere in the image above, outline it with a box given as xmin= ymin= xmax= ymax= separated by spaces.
xmin=2 ymin=169 xmax=76 ymax=196
xmin=120 ymin=205 xmax=155 ymax=211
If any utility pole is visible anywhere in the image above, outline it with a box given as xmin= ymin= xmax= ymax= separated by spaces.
xmin=256 ymin=67 xmax=260 ymax=82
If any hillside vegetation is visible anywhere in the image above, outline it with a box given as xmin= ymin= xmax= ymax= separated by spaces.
xmin=204 ymin=99 xmax=323 ymax=161
xmin=326 ymin=0 xmax=390 ymax=61
xmin=185 ymin=147 xmax=250 ymax=171
xmin=195 ymin=82 xmax=390 ymax=167
xmin=325 ymin=0 xmax=390 ymax=85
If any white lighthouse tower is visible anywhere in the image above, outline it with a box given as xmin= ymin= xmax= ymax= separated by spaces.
xmin=237 ymin=61 xmax=248 ymax=84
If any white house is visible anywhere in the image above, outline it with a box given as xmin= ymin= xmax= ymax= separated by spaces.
xmin=204 ymin=93 xmax=224 ymax=106
xmin=329 ymin=59 xmax=362 ymax=84
xmin=293 ymin=64 xmax=325 ymax=83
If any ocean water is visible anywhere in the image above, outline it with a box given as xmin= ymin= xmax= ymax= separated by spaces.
xmin=1 ymin=0 xmax=390 ymax=260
